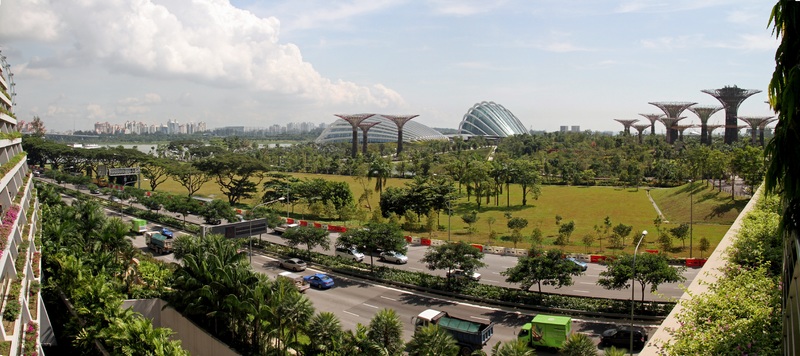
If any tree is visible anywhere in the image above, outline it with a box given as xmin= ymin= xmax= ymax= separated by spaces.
xmin=367 ymin=309 xmax=404 ymax=355
xmin=30 ymin=115 xmax=46 ymax=136
xmin=306 ymin=312 xmax=342 ymax=354
xmin=610 ymin=223 xmax=632 ymax=249
xmin=281 ymin=225 xmax=331 ymax=254
xmin=170 ymin=163 xmax=211 ymax=196
xmin=421 ymin=241 xmax=486 ymax=280
xmin=163 ymin=195 xmax=203 ymax=228
xmin=560 ymin=332 xmax=598 ymax=356
xmin=529 ymin=227 xmax=544 ymax=247
xmin=556 ymin=220 xmax=576 ymax=245
xmin=581 ymin=234 xmax=595 ymax=253
xmin=598 ymin=253 xmax=687 ymax=301
xmin=337 ymin=222 xmax=407 ymax=270
xmin=502 ymin=246 xmax=584 ymax=293
xmin=699 ymin=237 xmax=710 ymax=259
xmin=368 ymin=156 xmax=393 ymax=195
xmin=461 ymin=210 xmax=479 ymax=234
xmin=194 ymin=153 xmax=268 ymax=205
xmin=512 ymin=158 xmax=541 ymax=206
xmin=406 ymin=324 xmax=459 ymax=356
xmin=502 ymin=217 xmax=529 ymax=248
xmin=670 ymin=223 xmax=690 ymax=250
xmin=140 ymin=157 xmax=171 ymax=191
xmin=490 ymin=340 xmax=537 ymax=356
xmin=198 ymin=199 xmax=237 ymax=225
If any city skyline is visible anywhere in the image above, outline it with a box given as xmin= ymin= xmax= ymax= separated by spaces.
xmin=0 ymin=1 xmax=778 ymax=134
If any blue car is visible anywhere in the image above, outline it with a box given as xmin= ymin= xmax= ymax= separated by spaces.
xmin=303 ymin=273 xmax=335 ymax=289
xmin=566 ymin=257 xmax=588 ymax=271
xmin=160 ymin=227 xmax=174 ymax=239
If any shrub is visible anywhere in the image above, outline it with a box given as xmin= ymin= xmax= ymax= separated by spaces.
xmin=3 ymin=299 xmax=20 ymax=322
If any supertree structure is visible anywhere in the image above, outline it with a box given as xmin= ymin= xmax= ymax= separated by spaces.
xmin=673 ymin=124 xmax=696 ymax=141
xmin=702 ymin=86 xmax=761 ymax=144
xmin=657 ymin=117 xmax=684 ymax=144
xmin=706 ymin=124 xmax=724 ymax=143
xmin=758 ymin=118 xmax=778 ymax=146
xmin=334 ymin=114 xmax=375 ymax=158
xmin=631 ymin=124 xmax=650 ymax=144
xmin=649 ymin=102 xmax=696 ymax=143
xmin=357 ymin=121 xmax=381 ymax=155
xmin=639 ymin=114 xmax=664 ymax=136
xmin=614 ymin=119 xmax=639 ymax=135
xmin=738 ymin=116 xmax=774 ymax=145
xmin=382 ymin=114 xmax=419 ymax=155
xmin=688 ymin=105 xmax=723 ymax=145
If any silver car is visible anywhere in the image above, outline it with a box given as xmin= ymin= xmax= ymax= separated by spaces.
xmin=279 ymin=258 xmax=307 ymax=272
xmin=379 ymin=251 xmax=408 ymax=264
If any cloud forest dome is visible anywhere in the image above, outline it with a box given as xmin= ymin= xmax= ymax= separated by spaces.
xmin=458 ymin=101 xmax=527 ymax=137
xmin=315 ymin=115 xmax=448 ymax=144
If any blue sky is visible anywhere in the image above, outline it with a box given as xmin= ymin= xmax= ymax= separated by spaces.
xmin=0 ymin=0 xmax=778 ymax=134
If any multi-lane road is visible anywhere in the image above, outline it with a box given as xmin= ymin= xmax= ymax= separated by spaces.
xmin=53 ymin=183 xmax=686 ymax=354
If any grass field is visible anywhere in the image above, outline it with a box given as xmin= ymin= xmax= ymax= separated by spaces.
xmin=153 ymin=174 xmax=744 ymax=258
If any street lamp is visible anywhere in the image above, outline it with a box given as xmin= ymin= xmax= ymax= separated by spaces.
xmin=446 ymin=200 xmax=452 ymax=242
xmin=630 ymin=230 xmax=648 ymax=355
xmin=689 ymin=179 xmax=694 ymax=258
xmin=248 ymin=197 xmax=285 ymax=263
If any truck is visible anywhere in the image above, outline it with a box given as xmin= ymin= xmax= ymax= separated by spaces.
xmin=277 ymin=271 xmax=310 ymax=293
xmin=273 ymin=223 xmax=299 ymax=234
xmin=517 ymin=314 xmax=573 ymax=349
xmin=144 ymin=231 xmax=173 ymax=255
xmin=130 ymin=218 xmax=147 ymax=234
xmin=413 ymin=309 xmax=494 ymax=355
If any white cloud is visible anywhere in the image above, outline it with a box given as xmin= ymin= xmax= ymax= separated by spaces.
xmin=86 ymin=104 xmax=107 ymax=119
xmin=615 ymin=0 xmax=728 ymax=13
xmin=5 ymin=0 xmax=403 ymax=108
xmin=118 ymin=93 xmax=162 ymax=105
xmin=640 ymin=35 xmax=705 ymax=50
xmin=286 ymin=0 xmax=403 ymax=31
xmin=427 ymin=0 xmax=508 ymax=16
xmin=715 ymin=33 xmax=779 ymax=51
xmin=0 ymin=0 xmax=63 ymax=41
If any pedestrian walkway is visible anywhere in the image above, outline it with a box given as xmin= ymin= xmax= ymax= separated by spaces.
xmin=646 ymin=188 xmax=668 ymax=223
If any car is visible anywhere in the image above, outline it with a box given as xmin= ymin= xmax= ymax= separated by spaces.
xmin=566 ymin=257 xmax=588 ymax=271
xmin=303 ymin=273 xmax=335 ymax=289
xmin=160 ymin=227 xmax=174 ymax=238
xmin=90 ymin=189 xmax=101 ymax=194
xmin=280 ymin=258 xmax=307 ymax=272
xmin=110 ymin=196 xmax=122 ymax=203
xmin=335 ymin=246 xmax=365 ymax=262
xmin=447 ymin=269 xmax=481 ymax=281
xmin=600 ymin=325 xmax=648 ymax=350
xmin=379 ymin=251 xmax=408 ymax=264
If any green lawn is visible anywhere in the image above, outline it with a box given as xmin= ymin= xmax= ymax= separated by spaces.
xmin=152 ymin=174 xmax=742 ymax=258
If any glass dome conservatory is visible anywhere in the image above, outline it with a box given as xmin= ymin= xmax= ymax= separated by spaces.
xmin=458 ymin=101 xmax=527 ymax=137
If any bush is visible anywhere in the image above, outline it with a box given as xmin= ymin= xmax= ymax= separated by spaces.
xmin=3 ymin=299 xmax=20 ymax=322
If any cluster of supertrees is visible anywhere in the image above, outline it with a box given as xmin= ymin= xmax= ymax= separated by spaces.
xmin=334 ymin=114 xmax=419 ymax=158
xmin=615 ymin=85 xmax=774 ymax=146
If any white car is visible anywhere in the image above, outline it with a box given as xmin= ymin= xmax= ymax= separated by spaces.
xmin=335 ymin=247 xmax=365 ymax=262
xmin=447 ymin=269 xmax=481 ymax=281
xmin=379 ymin=251 xmax=408 ymax=264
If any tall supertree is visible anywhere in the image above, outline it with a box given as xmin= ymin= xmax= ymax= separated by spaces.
xmin=688 ymin=105 xmax=723 ymax=145
xmin=632 ymin=124 xmax=650 ymax=144
xmin=673 ymin=124 xmax=696 ymax=141
xmin=738 ymin=116 xmax=774 ymax=145
xmin=334 ymin=114 xmax=375 ymax=158
xmin=358 ymin=121 xmax=381 ymax=155
xmin=706 ymin=124 xmax=724 ymax=144
xmin=382 ymin=114 xmax=419 ymax=155
xmin=702 ymin=86 xmax=761 ymax=144
xmin=758 ymin=118 xmax=778 ymax=146
xmin=658 ymin=117 xmax=685 ymax=144
xmin=649 ymin=102 xmax=696 ymax=143
xmin=639 ymin=114 xmax=664 ymax=135
xmin=614 ymin=119 xmax=639 ymax=135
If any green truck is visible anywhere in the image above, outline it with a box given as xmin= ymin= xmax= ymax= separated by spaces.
xmin=413 ymin=309 xmax=494 ymax=355
xmin=517 ymin=314 xmax=573 ymax=349
xmin=144 ymin=231 xmax=173 ymax=255
xmin=130 ymin=218 xmax=147 ymax=234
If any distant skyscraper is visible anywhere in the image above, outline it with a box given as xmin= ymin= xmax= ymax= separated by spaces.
xmin=560 ymin=126 xmax=568 ymax=132
xmin=571 ymin=126 xmax=580 ymax=132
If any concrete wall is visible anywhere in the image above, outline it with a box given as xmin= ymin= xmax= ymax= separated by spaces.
xmin=640 ymin=186 xmax=764 ymax=355
xmin=122 ymin=299 xmax=240 ymax=356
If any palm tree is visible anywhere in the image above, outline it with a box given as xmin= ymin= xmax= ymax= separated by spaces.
xmin=560 ymin=333 xmax=598 ymax=356
xmin=307 ymin=312 xmax=343 ymax=354
xmin=406 ymin=324 xmax=459 ymax=356
xmin=368 ymin=308 xmax=404 ymax=355
xmin=369 ymin=157 xmax=392 ymax=195
xmin=340 ymin=324 xmax=385 ymax=355
xmin=490 ymin=340 xmax=537 ymax=356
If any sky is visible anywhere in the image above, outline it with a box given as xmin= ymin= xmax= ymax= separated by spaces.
xmin=0 ymin=0 xmax=779 ymax=134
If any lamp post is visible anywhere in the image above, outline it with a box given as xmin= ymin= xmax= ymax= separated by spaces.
xmin=446 ymin=200 xmax=452 ymax=242
xmin=689 ymin=180 xmax=694 ymax=258
xmin=630 ymin=230 xmax=648 ymax=355
xmin=248 ymin=197 xmax=285 ymax=263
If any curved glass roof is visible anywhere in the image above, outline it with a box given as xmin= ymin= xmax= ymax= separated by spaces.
xmin=458 ymin=101 xmax=527 ymax=137
xmin=315 ymin=115 xmax=448 ymax=144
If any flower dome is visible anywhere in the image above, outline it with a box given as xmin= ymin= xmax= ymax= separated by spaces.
xmin=458 ymin=101 xmax=527 ymax=137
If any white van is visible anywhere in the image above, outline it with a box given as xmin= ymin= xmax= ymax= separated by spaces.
xmin=335 ymin=246 xmax=365 ymax=262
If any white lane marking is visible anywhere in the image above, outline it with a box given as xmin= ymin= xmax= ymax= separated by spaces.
xmin=409 ymin=267 xmax=423 ymax=271
xmin=470 ymin=316 xmax=491 ymax=321
xmin=586 ymin=274 xmax=599 ymax=277
xmin=492 ymin=272 xmax=501 ymax=275
xmin=483 ymin=279 xmax=500 ymax=283
xmin=363 ymin=303 xmax=379 ymax=309
xmin=579 ymin=282 xmax=595 ymax=285
xmin=343 ymin=311 xmax=360 ymax=317
xmin=380 ymin=296 xmax=397 ymax=301
xmin=573 ymin=290 xmax=590 ymax=293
